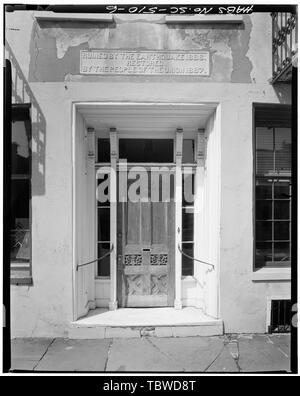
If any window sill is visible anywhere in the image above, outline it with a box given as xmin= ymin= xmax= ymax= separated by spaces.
xmin=182 ymin=275 xmax=196 ymax=283
xmin=95 ymin=277 xmax=110 ymax=282
xmin=10 ymin=277 xmax=33 ymax=286
xmin=252 ymin=267 xmax=291 ymax=282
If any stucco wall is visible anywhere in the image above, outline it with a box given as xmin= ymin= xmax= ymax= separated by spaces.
xmin=6 ymin=11 xmax=291 ymax=336
xmin=5 ymin=11 xmax=272 ymax=84
xmin=24 ymin=13 xmax=271 ymax=84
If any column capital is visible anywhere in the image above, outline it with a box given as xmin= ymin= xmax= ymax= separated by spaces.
xmin=175 ymin=128 xmax=183 ymax=159
xmin=110 ymin=127 xmax=118 ymax=159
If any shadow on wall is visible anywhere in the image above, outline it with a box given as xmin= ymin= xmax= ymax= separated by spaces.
xmin=273 ymin=83 xmax=293 ymax=104
xmin=6 ymin=39 xmax=46 ymax=196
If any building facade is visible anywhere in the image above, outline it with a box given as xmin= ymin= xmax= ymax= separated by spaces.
xmin=6 ymin=8 xmax=296 ymax=337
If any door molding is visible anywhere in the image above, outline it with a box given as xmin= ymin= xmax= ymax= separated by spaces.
xmin=174 ymin=128 xmax=183 ymax=309
xmin=109 ymin=127 xmax=118 ymax=310
xmin=72 ymin=102 xmax=220 ymax=319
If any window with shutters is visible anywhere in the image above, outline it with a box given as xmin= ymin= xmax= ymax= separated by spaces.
xmin=11 ymin=104 xmax=32 ymax=284
xmin=254 ymin=105 xmax=292 ymax=269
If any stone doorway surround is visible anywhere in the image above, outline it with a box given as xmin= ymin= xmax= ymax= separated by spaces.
xmin=72 ymin=102 xmax=221 ymax=323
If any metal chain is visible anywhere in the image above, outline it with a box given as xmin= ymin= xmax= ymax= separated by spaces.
xmin=76 ymin=244 xmax=114 ymax=271
xmin=177 ymin=244 xmax=214 ymax=270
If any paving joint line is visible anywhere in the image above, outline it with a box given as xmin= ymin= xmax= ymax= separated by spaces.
xmin=144 ymin=337 xmax=186 ymax=371
xmin=104 ymin=339 xmax=113 ymax=371
xmin=32 ymin=338 xmax=56 ymax=371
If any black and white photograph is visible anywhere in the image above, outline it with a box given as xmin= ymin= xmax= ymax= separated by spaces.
xmin=1 ymin=0 xmax=298 ymax=379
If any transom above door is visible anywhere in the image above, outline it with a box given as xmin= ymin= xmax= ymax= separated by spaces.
xmin=97 ymin=137 xmax=196 ymax=164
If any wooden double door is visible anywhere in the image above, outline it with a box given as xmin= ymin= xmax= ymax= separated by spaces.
xmin=117 ymin=168 xmax=175 ymax=307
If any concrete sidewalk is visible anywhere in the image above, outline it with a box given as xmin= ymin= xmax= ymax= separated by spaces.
xmin=10 ymin=334 xmax=291 ymax=373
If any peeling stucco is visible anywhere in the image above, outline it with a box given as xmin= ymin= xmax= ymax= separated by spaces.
xmin=230 ymin=15 xmax=253 ymax=82
xmin=28 ymin=16 xmax=259 ymax=83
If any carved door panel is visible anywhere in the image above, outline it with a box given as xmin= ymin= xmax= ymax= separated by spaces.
xmin=117 ymin=169 xmax=175 ymax=307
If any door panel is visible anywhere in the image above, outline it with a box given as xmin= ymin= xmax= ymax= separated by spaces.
xmin=152 ymin=202 xmax=168 ymax=244
xmin=117 ymin=168 xmax=175 ymax=307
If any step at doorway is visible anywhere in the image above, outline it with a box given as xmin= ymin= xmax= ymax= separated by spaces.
xmin=68 ymin=307 xmax=223 ymax=339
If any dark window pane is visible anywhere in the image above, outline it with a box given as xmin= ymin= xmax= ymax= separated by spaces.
xmin=10 ymin=229 xmax=30 ymax=262
xmin=182 ymin=209 xmax=194 ymax=242
xmin=274 ymin=201 xmax=290 ymax=219
xmin=256 ymin=127 xmax=274 ymax=175
xmin=97 ymin=138 xmax=110 ymax=162
xmin=256 ymin=221 xmax=272 ymax=241
xmin=274 ymin=221 xmax=290 ymax=240
xmin=275 ymin=128 xmax=291 ymax=173
xmin=256 ymin=181 xmax=272 ymax=199
xmin=256 ymin=201 xmax=272 ymax=220
xmin=255 ymin=242 xmax=272 ymax=268
xmin=274 ymin=182 xmax=291 ymax=199
xmin=97 ymin=243 xmax=110 ymax=276
xmin=182 ymin=139 xmax=195 ymax=163
xmin=119 ymin=139 xmax=173 ymax=163
xmin=12 ymin=119 xmax=31 ymax=174
xmin=10 ymin=179 xmax=30 ymax=263
xmin=255 ymin=105 xmax=291 ymax=128
xmin=274 ymin=242 xmax=290 ymax=262
xmin=98 ymin=208 xmax=110 ymax=241
xmin=182 ymin=243 xmax=194 ymax=276
xmin=11 ymin=179 xmax=30 ymax=229
xmin=97 ymin=174 xmax=110 ymax=206
xmin=255 ymin=107 xmax=292 ymax=270
xmin=182 ymin=173 xmax=194 ymax=205
xmin=10 ymin=106 xmax=31 ymax=276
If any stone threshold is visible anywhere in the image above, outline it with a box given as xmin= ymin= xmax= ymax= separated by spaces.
xmin=68 ymin=307 xmax=223 ymax=339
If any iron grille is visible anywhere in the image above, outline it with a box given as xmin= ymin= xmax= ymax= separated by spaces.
xmin=269 ymin=299 xmax=291 ymax=333
xmin=272 ymin=12 xmax=297 ymax=83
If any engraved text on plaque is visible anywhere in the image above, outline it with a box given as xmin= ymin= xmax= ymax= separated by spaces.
xmin=80 ymin=50 xmax=210 ymax=76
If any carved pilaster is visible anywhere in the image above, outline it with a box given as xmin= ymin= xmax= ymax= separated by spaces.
xmin=196 ymin=128 xmax=205 ymax=166
xmin=87 ymin=127 xmax=95 ymax=159
xmin=109 ymin=127 xmax=118 ymax=310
